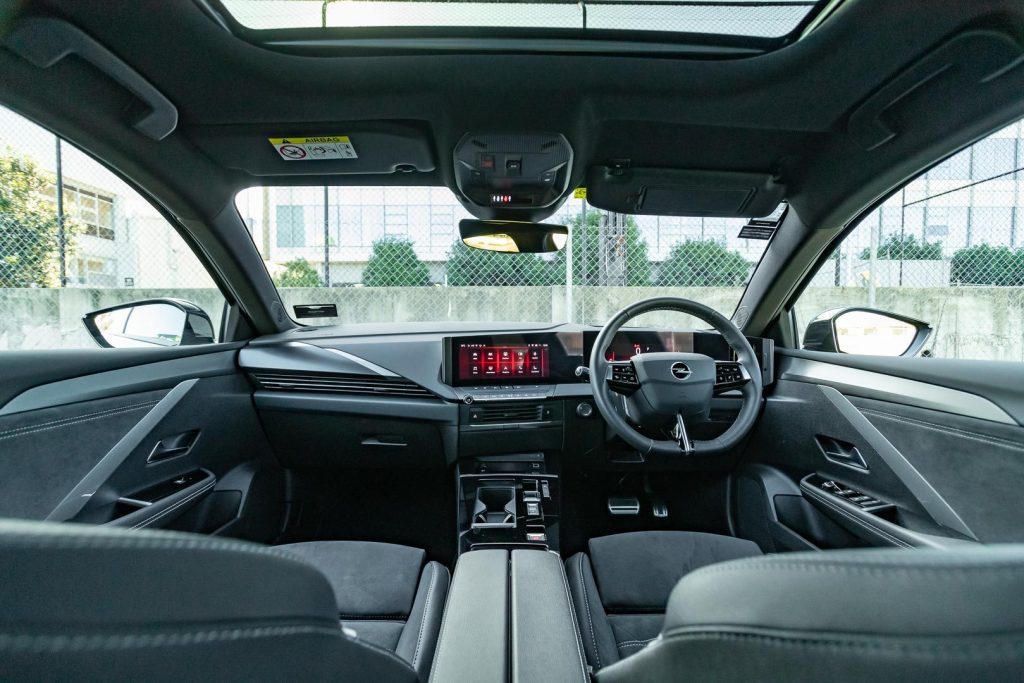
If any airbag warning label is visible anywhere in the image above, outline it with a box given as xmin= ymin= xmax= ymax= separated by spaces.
xmin=269 ymin=136 xmax=357 ymax=161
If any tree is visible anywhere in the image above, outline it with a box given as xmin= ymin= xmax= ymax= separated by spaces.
xmin=951 ymin=244 xmax=1024 ymax=286
xmin=656 ymin=240 xmax=750 ymax=287
xmin=861 ymin=234 xmax=942 ymax=260
xmin=362 ymin=235 xmax=430 ymax=286
xmin=0 ymin=150 xmax=69 ymax=287
xmin=274 ymin=258 xmax=322 ymax=287
xmin=445 ymin=239 xmax=556 ymax=286
xmin=554 ymin=210 xmax=651 ymax=286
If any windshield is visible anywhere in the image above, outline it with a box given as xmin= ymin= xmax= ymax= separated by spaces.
xmin=235 ymin=186 xmax=770 ymax=326
xmin=221 ymin=0 xmax=819 ymax=38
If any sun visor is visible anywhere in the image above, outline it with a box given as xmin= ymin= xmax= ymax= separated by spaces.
xmin=186 ymin=122 xmax=435 ymax=176
xmin=586 ymin=166 xmax=785 ymax=218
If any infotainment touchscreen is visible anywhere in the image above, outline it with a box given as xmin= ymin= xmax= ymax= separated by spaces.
xmin=445 ymin=333 xmax=581 ymax=386
xmin=457 ymin=342 xmax=549 ymax=380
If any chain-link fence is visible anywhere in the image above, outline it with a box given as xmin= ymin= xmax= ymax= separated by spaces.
xmin=3 ymin=100 xmax=1024 ymax=357
xmin=0 ymin=106 xmax=223 ymax=350
xmin=233 ymin=185 xmax=765 ymax=328
xmin=795 ymin=120 xmax=1024 ymax=360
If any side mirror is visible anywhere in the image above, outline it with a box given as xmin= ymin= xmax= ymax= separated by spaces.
xmin=82 ymin=299 xmax=216 ymax=349
xmin=803 ymin=307 xmax=932 ymax=357
xmin=459 ymin=219 xmax=568 ymax=253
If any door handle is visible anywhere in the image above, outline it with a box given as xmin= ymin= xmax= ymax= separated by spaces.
xmin=147 ymin=430 xmax=199 ymax=463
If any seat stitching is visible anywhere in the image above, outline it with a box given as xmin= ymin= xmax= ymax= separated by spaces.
xmin=555 ymin=552 xmax=589 ymax=681
xmin=577 ymin=553 xmax=602 ymax=669
xmin=412 ymin=562 xmax=436 ymax=667
xmin=660 ymin=629 xmax=1024 ymax=656
xmin=0 ymin=401 xmax=160 ymax=441
xmin=693 ymin=560 xmax=1024 ymax=577
xmin=339 ymin=615 xmax=408 ymax=621
xmin=0 ymin=532 xmax=298 ymax=560
xmin=617 ymin=638 xmax=657 ymax=647
xmin=860 ymin=408 xmax=1024 ymax=452
xmin=428 ymin=561 xmax=459 ymax=683
xmin=0 ymin=625 xmax=341 ymax=652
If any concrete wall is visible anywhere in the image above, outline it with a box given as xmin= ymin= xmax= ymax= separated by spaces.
xmin=0 ymin=288 xmax=225 ymax=350
xmin=2 ymin=286 xmax=1022 ymax=361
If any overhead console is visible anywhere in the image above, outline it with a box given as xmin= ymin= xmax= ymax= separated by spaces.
xmin=453 ymin=132 xmax=573 ymax=220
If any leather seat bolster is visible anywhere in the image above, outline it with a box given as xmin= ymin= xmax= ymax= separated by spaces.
xmin=664 ymin=546 xmax=1024 ymax=638
xmin=281 ymin=540 xmax=426 ymax=618
xmin=0 ymin=519 xmax=419 ymax=682
xmin=565 ymin=552 xmax=620 ymax=670
xmin=0 ymin=519 xmax=340 ymax=629
xmin=396 ymin=560 xmax=450 ymax=680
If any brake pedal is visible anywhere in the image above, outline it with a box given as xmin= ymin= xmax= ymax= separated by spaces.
xmin=608 ymin=496 xmax=640 ymax=516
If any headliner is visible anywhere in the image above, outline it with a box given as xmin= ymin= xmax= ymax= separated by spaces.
xmin=3 ymin=1 xmax=1024 ymax=227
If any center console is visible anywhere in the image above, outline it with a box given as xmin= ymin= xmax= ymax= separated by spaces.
xmin=430 ymin=548 xmax=588 ymax=683
xmin=458 ymin=454 xmax=560 ymax=553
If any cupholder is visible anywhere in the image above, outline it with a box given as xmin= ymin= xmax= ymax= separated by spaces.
xmin=472 ymin=486 xmax=516 ymax=529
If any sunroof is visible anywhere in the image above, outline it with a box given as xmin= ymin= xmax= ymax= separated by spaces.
xmin=220 ymin=0 xmax=820 ymax=39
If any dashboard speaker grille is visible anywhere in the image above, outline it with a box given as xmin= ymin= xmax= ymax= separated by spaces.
xmin=251 ymin=372 xmax=434 ymax=399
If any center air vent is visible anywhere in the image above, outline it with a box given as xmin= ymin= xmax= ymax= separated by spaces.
xmin=251 ymin=372 xmax=434 ymax=399
xmin=469 ymin=403 xmax=545 ymax=425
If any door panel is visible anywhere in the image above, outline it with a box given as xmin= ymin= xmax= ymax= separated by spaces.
xmin=850 ymin=395 xmax=1024 ymax=542
xmin=0 ymin=347 xmax=284 ymax=541
xmin=0 ymin=388 xmax=169 ymax=519
xmin=735 ymin=349 xmax=1024 ymax=551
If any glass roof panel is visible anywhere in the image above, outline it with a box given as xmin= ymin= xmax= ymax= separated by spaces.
xmin=221 ymin=0 xmax=820 ymax=39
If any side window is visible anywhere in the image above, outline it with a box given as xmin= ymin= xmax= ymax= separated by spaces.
xmin=795 ymin=119 xmax=1024 ymax=360
xmin=0 ymin=105 xmax=225 ymax=350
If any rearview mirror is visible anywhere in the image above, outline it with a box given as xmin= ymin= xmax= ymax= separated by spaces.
xmin=82 ymin=299 xmax=216 ymax=349
xmin=459 ymin=219 xmax=568 ymax=253
xmin=803 ymin=307 xmax=931 ymax=357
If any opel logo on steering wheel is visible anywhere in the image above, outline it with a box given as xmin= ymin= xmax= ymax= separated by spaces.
xmin=670 ymin=362 xmax=692 ymax=380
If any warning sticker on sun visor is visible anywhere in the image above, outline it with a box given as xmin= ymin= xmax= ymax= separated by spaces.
xmin=268 ymin=136 xmax=357 ymax=161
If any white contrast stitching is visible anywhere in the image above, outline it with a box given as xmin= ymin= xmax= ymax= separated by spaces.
xmin=660 ymin=629 xmax=1024 ymax=657
xmin=617 ymin=638 xmax=657 ymax=649
xmin=412 ymin=563 xmax=436 ymax=667
xmin=577 ymin=553 xmax=602 ymax=669
xmin=0 ymin=625 xmax=339 ymax=652
xmin=556 ymin=552 xmax=589 ymax=681
xmin=0 ymin=401 xmax=159 ymax=441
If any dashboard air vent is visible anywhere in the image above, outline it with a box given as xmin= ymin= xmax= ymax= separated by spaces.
xmin=252 ymin=372 xmax=434 ymax=399
xmin=470 ymin=403 xmax=545 ymax=425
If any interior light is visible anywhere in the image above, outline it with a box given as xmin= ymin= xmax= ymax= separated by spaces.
xmin=463 ymin=233 xmax=520 ymax=253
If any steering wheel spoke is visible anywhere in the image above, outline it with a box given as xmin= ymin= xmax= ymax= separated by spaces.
xmin=713 ymin=360 xmax=752 ymax=395
xmin=606 ymin=360 xmax=640 ymax=395
xmin=671 ymin=413 xmax=694 ymax=454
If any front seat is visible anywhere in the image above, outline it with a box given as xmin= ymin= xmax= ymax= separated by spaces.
xmin=0 ymin=519 xmax=446 ymax=681
xmin=566 ymin=530 xmax=763 ymax=669
xmin=280 ymin=540 xmax=448 ymax=680
xmin=595 ymin=544 xmax=1024 ymax=681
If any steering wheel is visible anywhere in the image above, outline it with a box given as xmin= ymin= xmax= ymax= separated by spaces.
xmin=589 ymin=297 xmax=763 ymax=457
